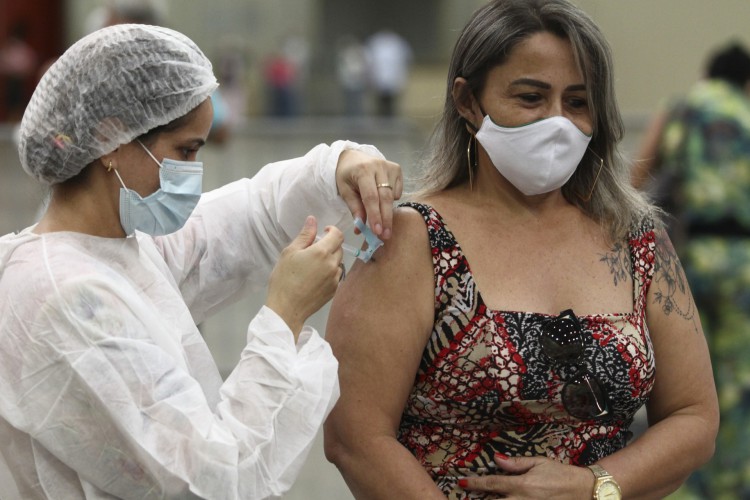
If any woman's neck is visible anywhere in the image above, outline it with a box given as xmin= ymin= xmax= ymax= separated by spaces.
xmin=34 ymin=168 xmax=124 ymax=238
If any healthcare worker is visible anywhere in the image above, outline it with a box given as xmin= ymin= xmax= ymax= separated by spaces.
xmin=0 ymin=24 xmax=401 ymax=499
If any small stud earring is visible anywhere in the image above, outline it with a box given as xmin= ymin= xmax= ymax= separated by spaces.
xmin=107 ymin=160 xmax=113 ymax=172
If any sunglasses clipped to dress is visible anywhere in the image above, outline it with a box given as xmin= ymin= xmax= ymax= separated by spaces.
xmin=540 ymin=309 xmax=610 ymax=420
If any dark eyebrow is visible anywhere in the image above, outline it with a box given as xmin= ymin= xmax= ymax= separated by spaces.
xmin=565 ymin=83 xmax=587 ymax=92
xmin=188 ymin=138 xmax=206 ymax=148
xmin=509 ymin=78 xmax=586 ymax=92
xmin=509 ymin=78 xmax=550 ymax=89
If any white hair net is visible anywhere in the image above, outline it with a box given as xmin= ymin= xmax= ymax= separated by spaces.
xmin=19 ymin=24 xmax=218 ymax=185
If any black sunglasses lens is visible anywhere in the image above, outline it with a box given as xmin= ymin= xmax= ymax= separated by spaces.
xmin=562 ymin=371 xmax=609 ymax=419
xmin=541 ymin=313 xmax=583 ymax=363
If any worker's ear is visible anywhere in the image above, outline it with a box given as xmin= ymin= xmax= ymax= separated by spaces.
xmin=99 ymin=148 xmax=120 ymax=172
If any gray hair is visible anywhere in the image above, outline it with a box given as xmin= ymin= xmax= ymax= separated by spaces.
xmin=414 ymin=0 xmax=656 ymax=241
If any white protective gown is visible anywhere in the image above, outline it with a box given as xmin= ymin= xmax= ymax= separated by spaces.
xmin=0 ymin=141 xmax=380 ymax=499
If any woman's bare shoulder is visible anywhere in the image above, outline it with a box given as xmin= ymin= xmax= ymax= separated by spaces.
xmin=342 ymin=201 xmax=434 ymax=294
xmin=375 ymin=203 xmax=431 ymax=258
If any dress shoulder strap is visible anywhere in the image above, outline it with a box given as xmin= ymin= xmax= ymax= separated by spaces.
xmin=628 ymin=215 xmax=657 ymax=316
xmin=398 ymin=202 xmax=458 ymax=252
xmin=399 ymin=202 xmax=470 ymax=311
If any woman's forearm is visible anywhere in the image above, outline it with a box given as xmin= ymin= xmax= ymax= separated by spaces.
xmin=598 ymin=411 xmax=717 ymax=499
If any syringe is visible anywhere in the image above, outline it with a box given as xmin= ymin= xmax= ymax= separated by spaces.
xmin=314 ymin=235 xmax=362 ymax=259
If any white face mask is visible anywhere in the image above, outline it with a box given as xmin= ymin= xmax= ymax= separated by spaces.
xmin=475 ymin=114 xmax=591 ymax=196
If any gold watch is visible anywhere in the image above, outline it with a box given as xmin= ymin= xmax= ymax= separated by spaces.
xmin=587 ymin=464 xmax=622 ymax=500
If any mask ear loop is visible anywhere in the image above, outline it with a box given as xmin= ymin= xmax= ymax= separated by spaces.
xmin=111 ymin=165 xmax=129 ymax=192
xmin=576 ymin=149 xmax=604 ymax=202
xmin=136 ymin=139 xmax=163 ymax=168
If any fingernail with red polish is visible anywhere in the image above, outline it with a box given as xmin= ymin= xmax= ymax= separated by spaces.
xmin=495 ymin=452 xmax=509 ymax=460
xmin=458 ymin=478 xmax=469 ymax=489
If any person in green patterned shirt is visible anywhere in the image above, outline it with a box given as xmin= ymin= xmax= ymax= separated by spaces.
xmin=634 ymin=42 xmax=750 ymax=500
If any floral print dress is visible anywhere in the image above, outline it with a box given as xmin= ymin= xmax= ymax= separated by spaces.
xmin=397 ymin=203 xmax=656 ymax=499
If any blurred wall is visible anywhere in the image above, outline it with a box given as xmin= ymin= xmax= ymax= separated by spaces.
xmin=575 ymin=0 xmax=750 ymax=116
xmin=62 ymin=1 xmax=750 ymax=144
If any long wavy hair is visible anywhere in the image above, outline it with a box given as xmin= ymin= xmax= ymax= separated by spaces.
xmin=413 ymin=0 xmax=656 ymax=241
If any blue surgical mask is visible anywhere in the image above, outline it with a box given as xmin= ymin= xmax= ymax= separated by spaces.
xmin=113 ymin=140 xmax=203 ymax=236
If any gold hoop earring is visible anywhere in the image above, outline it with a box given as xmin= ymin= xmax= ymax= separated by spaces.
xmin=466 ymin=134 xmax=477 ymax=191
xmin=576 ymin=151 xmax=604 ymax=202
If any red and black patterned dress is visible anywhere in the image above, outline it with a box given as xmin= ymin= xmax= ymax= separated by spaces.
xmin=397 ymin=203 xmax=657 ymax=499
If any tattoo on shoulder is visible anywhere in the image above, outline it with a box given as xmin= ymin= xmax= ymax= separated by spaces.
xmin=651 ymin=229 xmax=701 ymax=334
xmin=600 ymin=241 xmax=632 ymax=287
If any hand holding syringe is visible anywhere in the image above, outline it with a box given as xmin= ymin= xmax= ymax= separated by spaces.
xmin=315 ymin=217 xmax=383 ymax=263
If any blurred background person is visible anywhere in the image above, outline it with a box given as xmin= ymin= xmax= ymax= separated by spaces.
xmin=262 ymin=34 xmax=310 ymax=118
xmin=0 ymin=22 xmax=38 ymax=122
xmin=263 ymin=48 xmax=298 ymax=117
xmin=282 ymin=33 xmax=311 ymax=115
xmin=213 ymin=35 xmax=252 ymax=130
xmin=336 ymin=35 xmax=369 ymax=117
xmin=208 ymin=88 xmax=232 ymax=145
xmin=633 ymin=41 xmax=750 ymax=499
xmin=365 ymin=28 xmax=412 ymax=117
